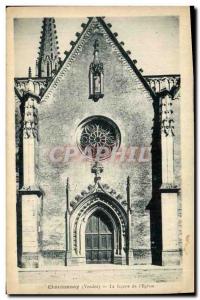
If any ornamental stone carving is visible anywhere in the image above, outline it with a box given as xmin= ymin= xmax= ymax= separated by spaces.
xmin=160 ymin=95 xmax=175 ymax=137
xmin=76 ymin=116 xmax=121 ymax=160
xmin=23 ymin=97 xmax=38 ymax=139
xmin=89 ymin=39 xmax=104 ymax=102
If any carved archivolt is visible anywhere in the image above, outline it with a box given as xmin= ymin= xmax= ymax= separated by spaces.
xmin=70 ymin=189 xmax=128 ymax=256
xmin=71 ymin=180 xmax=126 ymax=210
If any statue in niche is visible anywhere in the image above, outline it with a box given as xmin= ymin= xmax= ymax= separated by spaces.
xmin=89 ymin=39 xmax=104 ymax=102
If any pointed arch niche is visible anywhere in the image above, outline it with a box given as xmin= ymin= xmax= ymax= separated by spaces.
xmin=67 ymin=189 xmax=128 ymax=265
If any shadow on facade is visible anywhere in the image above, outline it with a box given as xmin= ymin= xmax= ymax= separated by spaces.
xmin=16 ymin=196 xmax=22 ymax=267
xmin=16 ymin=99 xmax=25 ymax=267
xmin=147 ymin=97 xmax=163 ymax=266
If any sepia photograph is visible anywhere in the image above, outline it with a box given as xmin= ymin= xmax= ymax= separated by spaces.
xmin=6 ymin=6 xmax=194 ymax=294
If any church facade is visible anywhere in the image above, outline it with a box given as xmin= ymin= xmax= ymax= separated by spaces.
xmin=15 ymin=17 xmax=181 ymax=268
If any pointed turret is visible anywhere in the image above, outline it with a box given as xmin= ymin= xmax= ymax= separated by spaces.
xmin=36 ymin=18 xmax=61 ymax=78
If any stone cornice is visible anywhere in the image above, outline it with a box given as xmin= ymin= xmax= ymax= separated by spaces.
xmin=18 ymin=185 xmax=44 ymax=196
xmin=160 ymin=184 xmax=180 ymax=193
xmin=144 ymin=74 xmax=180 ymax=98
xmin=15 ymin=77 xmax=51 ymax=99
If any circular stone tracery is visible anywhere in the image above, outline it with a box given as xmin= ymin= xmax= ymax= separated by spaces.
xmin=76 ymin=116 xmax=121 ymax=160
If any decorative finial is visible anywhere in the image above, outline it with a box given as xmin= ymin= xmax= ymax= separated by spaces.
xmin=127 ymin=176 xmax=130 ymax=186
xmin=127 ymin=176 xmax=131 ymax=212
xmin=91 ymin=161 xmax=104 ymax=183
xmin=76 ymin=32 xmax=81 ymax=37
xmin=28 ymin=67 xmax=32 ymax=78
xmin=66 ymin=177 xmax=69 ymax=188
xmin=70 ymin=40 xmax=75 ymax=46
xmin=66 ymin=177 xmax=70 ymax=213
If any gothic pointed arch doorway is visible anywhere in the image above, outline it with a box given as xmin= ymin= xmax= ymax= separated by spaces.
xmin=85 ymin=210 xmax=114 ymax=264
xmin=66 ymin=163 xmax=131 ymax=266
xmin=68 ymin=190 xmax=128 ymax=265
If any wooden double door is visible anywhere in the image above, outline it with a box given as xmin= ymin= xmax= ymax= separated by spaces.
xmin=85 ymin=212 xmax=114 ymax=264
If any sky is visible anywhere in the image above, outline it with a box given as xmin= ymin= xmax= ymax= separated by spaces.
xmin=14 ymin=16 xmax=179 ymax=77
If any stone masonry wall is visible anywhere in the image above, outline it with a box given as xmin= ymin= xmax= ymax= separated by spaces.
xmin=38 ymin=22 xmax=155 ymax=255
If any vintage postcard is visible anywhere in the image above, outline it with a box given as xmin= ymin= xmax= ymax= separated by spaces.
xmin=6 ymin=6 xmax=194 ymax=294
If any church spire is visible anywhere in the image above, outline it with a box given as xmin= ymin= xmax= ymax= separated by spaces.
xmin=36 ymin=18 xmax=61 ymax=78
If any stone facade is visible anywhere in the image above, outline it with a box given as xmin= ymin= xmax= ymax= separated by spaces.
xmin=15 ymin=17 xmax=181 ymax=267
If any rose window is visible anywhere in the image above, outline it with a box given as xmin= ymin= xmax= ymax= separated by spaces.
xmin=76 ymin=116 xmax=121 ymax=160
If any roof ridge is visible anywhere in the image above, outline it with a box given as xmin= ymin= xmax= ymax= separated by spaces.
xmin=40 ymin=17 xmax=96 ymax=101
xmin=96 ymin=17 xmax=155 ymax=98
xmin=41 ymin=16 xmax=156 ymax=102
xmin=61 ymin=17 xmax=94 ymax=69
